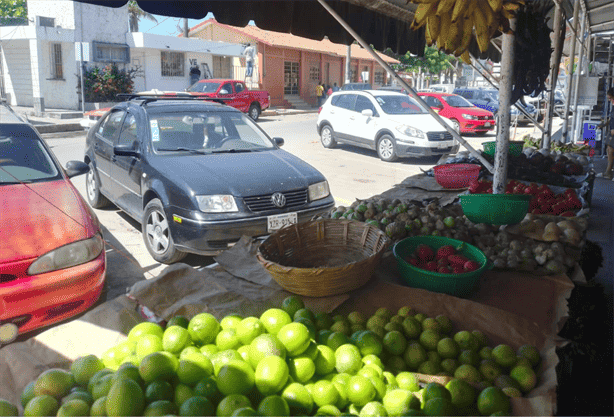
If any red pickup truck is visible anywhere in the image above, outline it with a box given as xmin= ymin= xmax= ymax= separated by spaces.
xmin=184 ymin=79 xmax=270 ymax=121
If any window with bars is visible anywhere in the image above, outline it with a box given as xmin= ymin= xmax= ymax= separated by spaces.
xmin=50 ymin=43 xmax=63 ymax=79
xmin=161 ymin=51 xmax=185 ymax=77
xmin=94 ymin=42 xmax=129 ymax=63
xmin=374 ymin=71 xmax=384 ymax=85
xmin=309 ymin=66 xmax=320 ymax=81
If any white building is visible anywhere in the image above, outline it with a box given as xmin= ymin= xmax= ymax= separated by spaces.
xmin=0 ymin=1 xmax=244 ymax=112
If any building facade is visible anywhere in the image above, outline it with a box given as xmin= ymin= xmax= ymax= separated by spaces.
xmin=0 ymin=1 xmax=243 ymax=112
xmin=188 ymin=20 xmax=399 ymax=107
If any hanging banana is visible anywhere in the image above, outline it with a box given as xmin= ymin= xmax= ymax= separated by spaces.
xmin=408 ymin=0 xmax=526 ymax=57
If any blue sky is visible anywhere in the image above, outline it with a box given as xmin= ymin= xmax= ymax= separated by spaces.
xmin=138 ymin=13 xmax=213 ymax=36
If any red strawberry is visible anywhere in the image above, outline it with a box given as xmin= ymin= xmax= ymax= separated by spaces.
xmin=436 ymin=245 xmax=456 ymax=260
xmin=437 ymin=258 xmax=450 ymax=267
xmin=437 ymin=266 xmax=451 ymax=274
xmin=452 ymin=266 xmax=466 ymax=274
xmin=424 ymin=261 xmax=438 ymax=271
xmin=464 ymin=261 xmax=480 ymax=272
xmin=407 ymin=257 xmax=420 ymax=267
xmin=448 ymin=254 xmax=469 ymax=266
xmin=415 ymin=244 xmax=435 ymax=262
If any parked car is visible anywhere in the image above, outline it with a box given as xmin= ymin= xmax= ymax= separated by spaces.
xmin=316 ymin=90 xmax=459 ymax=161
xmin=418 ymin=92 xmax=495 ymax=135
xmin=341 ymin=83 xmax=373 ymax=91
xmin=0 ymin=102 xmax=105 ymax=341
xmin=184 ymin=79 xmax=270 ymax=121
xmin=453 ymin=87 xmax=538 ymax=125
xmin=378 ymin=84 xmax=408 ymax=94
xmin=429 ymin=84 xmax=455 ymax=94
xmin=84 ymin=95 xmax=334 ymax=264
xmin=80 ymin=108 xmax=109 ymax=131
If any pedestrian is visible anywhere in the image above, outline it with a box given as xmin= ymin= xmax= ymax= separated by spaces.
xmin=332 ymin=82 xmax=339 ymax=92
xmin=326 ymin=85 xmax=333 ymax=96
xmin=596 ymin=87 xmax=614 ymax=180
xmin=189 ymin=64 xmax=201 ymax=87
xmin=243 ymin=43 xmax=256 ymax=78
xmin=316 ymin=82 xmax=324 ymax=107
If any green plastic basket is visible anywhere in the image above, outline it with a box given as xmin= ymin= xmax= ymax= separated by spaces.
xmin=460 ymin=193 xmax=531 ymax=225
xmin=482 ymin=141 xmax=525 ymax=157
xmin=392 ymin=236 xmax=491 ymax=298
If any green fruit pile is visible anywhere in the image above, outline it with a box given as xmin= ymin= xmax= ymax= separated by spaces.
xmin=4 ymin=296 xmax=542 ymax=416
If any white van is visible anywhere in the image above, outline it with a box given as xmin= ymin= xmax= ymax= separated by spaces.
xmin=429 ymin=84 xmax=455 ymax=94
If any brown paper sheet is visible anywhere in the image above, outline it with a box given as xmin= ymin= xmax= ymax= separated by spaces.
xmin=0 ymin=296 xmax=142 ymax=409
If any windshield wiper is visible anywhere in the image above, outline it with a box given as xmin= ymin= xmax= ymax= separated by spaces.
xmin=210 ymin=148 xmax=255 ymax=154
xmin=157 ymin=147 xmax=209 ymax=155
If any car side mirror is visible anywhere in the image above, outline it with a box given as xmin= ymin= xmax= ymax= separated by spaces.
xmin=220 ymin=89 xmax=229 ymax=95
xmin=273 ymin=137 xmax=284 ymax=147
xmin=435 ymin=105 xmax=444 ymax=110
xmin=114 ymin=144 xmax=139 ymax=158
xmin=361 ymin=109 xmax=373 ymax=117
xmin=64 ymin=160 xmax=89 ymax=178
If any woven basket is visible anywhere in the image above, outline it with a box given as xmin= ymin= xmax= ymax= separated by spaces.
xmin=256 ymin=219 xmax=390 ymax=297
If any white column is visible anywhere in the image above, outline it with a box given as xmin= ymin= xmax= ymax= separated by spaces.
xmin=29 ymin=38 xmax=45 ymax=114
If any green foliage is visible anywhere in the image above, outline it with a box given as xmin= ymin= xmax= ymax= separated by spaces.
xmin=386 ymin=46 xmax=454 ymax=76
xmin=81 ymin=64 xmax=138 ymax=102
xmin=0 ymin=0 xmax=27 ymax=25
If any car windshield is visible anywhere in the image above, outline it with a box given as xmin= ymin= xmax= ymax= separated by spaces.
xmin=148 ymin=111 xmax=275 ymax=154
xmin=0 ymin=124 xmax=61 ymax=184
xmin=187 ymin=82 xmax=220 ymax=93
xmin=443 ymin=95 xmax=475 ymax=108
xmin=374 ymin=95 xmax=425 ymax=115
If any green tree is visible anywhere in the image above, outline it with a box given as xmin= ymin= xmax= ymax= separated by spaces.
xmin=128 ymin=0 xmax=157 ymax=32
xmin=384 ymin=46 xmax=457 ymax=85
xmin=0 ymin=0 xmax=27 ymax=25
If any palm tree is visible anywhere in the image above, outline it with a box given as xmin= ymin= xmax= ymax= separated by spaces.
xmin=127 ymin=0 xmax=157 ymax=32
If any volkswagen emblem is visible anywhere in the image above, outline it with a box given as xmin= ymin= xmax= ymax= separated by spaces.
xmin=271 ymin=192 xmax=286 ymax=208
xmin=439 ymin=133 xmax=445 ymax=140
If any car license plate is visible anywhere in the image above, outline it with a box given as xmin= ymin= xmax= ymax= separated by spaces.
xmin=267 ymin=212 xmax=298 ymax=233
xmin=438 ymin=141 xmax=450 ymax=149
xmin=484 ymin=122 xmax=491 ymax=127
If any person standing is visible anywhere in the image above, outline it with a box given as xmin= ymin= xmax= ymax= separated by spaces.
xmin=332 ymin=82 xmax=340 ymax=92
xmin=316 ymin=82 xmax=324 ymax=107
xmin=243 ymin=43 xmax=256 ymax=78
xmin=189 ymin=64 xmax=201 ymax=87
xmin=597 ymin=87 xmax=614 ymax=180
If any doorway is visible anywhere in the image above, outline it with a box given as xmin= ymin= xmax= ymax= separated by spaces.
xmin=284 ymin=61 xmax=299 ymax=95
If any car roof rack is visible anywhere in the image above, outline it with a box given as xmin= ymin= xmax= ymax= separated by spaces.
xmin=116 ymin=92 xmax=231 ymax=107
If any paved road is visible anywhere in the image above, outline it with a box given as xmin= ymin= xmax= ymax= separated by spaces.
xmin=44 ymin=113 xmax=541 ymax=301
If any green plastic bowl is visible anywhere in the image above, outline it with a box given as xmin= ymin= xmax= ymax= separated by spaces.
xmin=460 ymin=193 xmax=532 ymax=225
xmin=482 ymin=141 xmax=524 ymax=157
xmin=393 ymin=236 xmax=490 ymax=298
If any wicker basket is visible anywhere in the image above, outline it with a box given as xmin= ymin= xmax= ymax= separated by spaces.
xmin=256 ymin=219 xmax=390 ymax=297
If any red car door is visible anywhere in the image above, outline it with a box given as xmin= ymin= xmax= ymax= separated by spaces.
xmin=232 ymin=82 xmax=251 ymax=113
xmin=218 ymin=81 xmax=240 ymax=110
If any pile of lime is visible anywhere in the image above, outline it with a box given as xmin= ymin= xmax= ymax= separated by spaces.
xmin=1 ymin=296 xmax=542 ymax=416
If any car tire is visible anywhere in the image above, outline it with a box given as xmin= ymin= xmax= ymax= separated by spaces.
xmin=248 ymin=104 xmax=261 ymax=121
xmin=142 ymin=199 xmax=187 ymax=264
xmin=85 ymin=162 xmax=111 ymax=209
xmin=377 ymin=134 xmax=398 ymax=162
xmin=320 ymin=124 xmax=337 ymax=148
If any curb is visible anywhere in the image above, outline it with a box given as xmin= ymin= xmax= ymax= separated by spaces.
xmin=34 ymin=124 xmax=84 ymax=134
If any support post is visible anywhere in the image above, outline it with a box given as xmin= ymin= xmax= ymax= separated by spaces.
xmin=316 ymin=0 xmax=495 ymax=173
xmin=562 ymin=1 xmax=580 ymax=143
xmin=345 ymin=44 xmax=351 ymax=84
xmin=571 ymin=10 xmax=588 ymax=143
xmin=542 ymin=2 xmax=565 ymax=148
xmin=493 ymin=18 xmax=516 ymax=194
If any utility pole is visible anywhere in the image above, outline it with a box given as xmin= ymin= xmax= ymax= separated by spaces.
xmin=183 ymin=18 xmax=189 ymax=38
xmin=345 ymin=44 xmax=351 ymax=84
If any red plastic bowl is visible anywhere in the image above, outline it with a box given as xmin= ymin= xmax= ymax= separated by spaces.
xmin=433 ymin=164 xmax=481 ymax=189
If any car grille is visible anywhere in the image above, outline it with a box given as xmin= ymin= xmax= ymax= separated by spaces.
xmin=243 ymin=189 xmax=308 ymax=212
xmin=427 ymin=132 xmax=453 ymax=142
xmin=477 ymin=115 xmax=492 ymax=120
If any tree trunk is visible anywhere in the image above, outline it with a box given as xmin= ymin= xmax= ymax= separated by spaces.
xmin=129 ymin=15 xmax=138 ymax=32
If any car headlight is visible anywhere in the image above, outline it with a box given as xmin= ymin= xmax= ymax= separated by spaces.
xmin=395 ymin=125 xmax=425 ymax=139
xmin=196 ymin=195 xmax=238 ymax=213
xmin=27 ymin=233 xmax=104 ymax=275
xmin=462 ymin=114 xmax=477 ymax=120
xmin=308 ymin=181 xmax=330 ymax=201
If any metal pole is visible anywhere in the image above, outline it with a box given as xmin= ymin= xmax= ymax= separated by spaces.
xmin=542 ymin=2 xmax=565 ymax=148
xmin=316 ymin=0 xmax=495 ymax=173
xmin=469 ymin=54 xmax=545 ymax=132
xmin=345 ymin=44 xmax=351 ymax=84
xmin=562 ymin=1 xmax=580 ymax=143
xmin=493 ymin=18 xmax=516 ymax=195
xmin=183 ymin=18 xmax=189 ymax=38
xmin=79 ymin=3 xmax=86 ymax=112
xmin=571 ymin=11 xmax=588 ymax=143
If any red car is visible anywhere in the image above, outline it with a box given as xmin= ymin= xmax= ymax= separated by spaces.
xmin=0 ymin=106 xmax=106 ymax=342
xmin=418 ymin=92 xmax=495 ymax=135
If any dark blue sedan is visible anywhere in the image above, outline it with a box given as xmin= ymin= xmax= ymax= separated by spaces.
xmin=84 ymin=96 xmax=334 ymax=263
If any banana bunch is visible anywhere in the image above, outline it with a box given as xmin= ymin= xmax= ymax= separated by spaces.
xmin=409 ymin=0 xmax=525 ymax=64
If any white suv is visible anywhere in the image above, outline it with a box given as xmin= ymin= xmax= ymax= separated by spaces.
xmin=316 ymin=90 xmax=459 ymax=161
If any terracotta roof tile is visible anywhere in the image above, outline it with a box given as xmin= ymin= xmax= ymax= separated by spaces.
xmin=189 ymin=19 xmax=399 ymax=64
